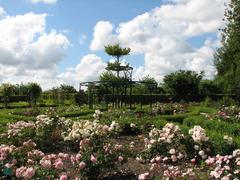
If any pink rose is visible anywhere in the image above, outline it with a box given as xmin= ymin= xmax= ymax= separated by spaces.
xmin=54 ymin=159 xmax=64 ymax=169
xmin=155 ymin=156 xmax=161 ymax=162
xmin=118 ymin=156 xmax=124 ymax=162
xmin=79 ymin=161 xmax=86 ymax=169
xmin=76 ymin=154 xmax=82 ymax=162
xmin=23 ymin=167 xmax=35 ymax=179
xmin=90 ymin=155 xmax=97 ymax=163
xmin=102 ymin=125 xmax=109 ymax=132
xmin=60 ymin=174 xmax=68 ymax=180
xmin=40 ymin=159 xmax=51 ymax=169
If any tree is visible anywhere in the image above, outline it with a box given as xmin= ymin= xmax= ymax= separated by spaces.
xmin=214 ymin=0 xmax=240 ymax=95
xmin=0 ymin=83 xmax=16 ymax=107
xmin=99 ymin=71 xmax=126 ymax=82
xmin=26 ymin=83 xmax=42 ymax=107
xmin=15 ymin=83 xmax=29 ymax=95
xmin=105 ymin=44 xmax=131 ymax=63
xmin=59 ymin=84 xmax=77 ymax=93
xmin=163 ymin=70 xmax=203 ymax=97
xmin=199 ymin=80 xmax=222 ymax=96
xmin=105 ymin=44 xmax=131 ymax=78
xmin=133 ymin=75 xmax=157 ymax=94
xmin=98 ymin=71 xmax=123 ymax=102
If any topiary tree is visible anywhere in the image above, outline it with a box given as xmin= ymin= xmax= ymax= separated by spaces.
xmin=163 ymin=70 xmax=203 ymax=99
xmin=105 ymin=44 xmax=131 ymax=78
xmin=26 ymin=83 xmax=42 ymax=107
xmin=0 ymin=83 xmax=16 ymax=108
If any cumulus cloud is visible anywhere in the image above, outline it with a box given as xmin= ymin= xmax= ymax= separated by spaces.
xmin=90 ymin=21 xmax=118 ymax=51
xmin=30 ymin=0 xmax=58 ymax=5
xmin=0 ymin=7 xmax=5 ymax=17
xmin=0 ymin=12 xmax=69 ymax=90
xmin=76 ymin=54 xmax=106 ymax=82
xmin=57 ymin=54 xmax=106 ymax=89
xmin=90 ymin=0 xmax=227 ymax=81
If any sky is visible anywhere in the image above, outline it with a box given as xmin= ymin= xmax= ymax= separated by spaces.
xmin=0 ymin=0 xmax=227 ymax=90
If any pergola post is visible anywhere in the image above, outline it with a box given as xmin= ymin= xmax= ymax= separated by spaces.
xmin=88 ymin=85 xmax=93 ymax=109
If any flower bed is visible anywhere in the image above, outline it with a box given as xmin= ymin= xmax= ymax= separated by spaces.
xmin=0 ymin=108 xmax=240 ymax=179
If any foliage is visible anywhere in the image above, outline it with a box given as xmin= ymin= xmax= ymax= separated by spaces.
xmin=104 ymin=44 xmax=131 ymax=62
xmin=26 ymin=83 xmax=42 ymax=107
xmin=105 ymin=44 xmax=131 ymax=78
xmin=199 ymin=80 xmax=222 ymax=96
xmin=214 ymin=0 xmax=240 ymax=95
xmin=1 ymin=103 xmax=240 ymax=179
xmin=0 ymin=83 xmax=16 ymax=107
xmin=132 ymin=75 xmax=157 ymax=94
xmin=59 ymin=84 xmax=77 ymax=93
xmin=163 ymin=70 xmax=203 ymax=97
xmin=99 ymin=71 xmax=125 ymax=82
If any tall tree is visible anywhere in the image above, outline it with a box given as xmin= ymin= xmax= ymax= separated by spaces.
xmin=214 ymin=0 xmax=240 ymax=95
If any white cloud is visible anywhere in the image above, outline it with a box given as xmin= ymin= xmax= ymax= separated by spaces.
xmin=76 ymin=54 xmax=106 ymax=82
xmin=90 ymin=21 xmax=118 ymax=51
xmin=90 ymin=0 xmax=227 ymax=81
xmin=79 ymin=34 xmax=87 ymax=45
xmin=0 ymin=7 xmax=6 ymax=17
xmin=30 ymin=0 xmax=57 ymax=5
xmin=0 ymin=12 xmax=70 ymax=90
xmin=56 ymin=54 xmax=106 ymax=89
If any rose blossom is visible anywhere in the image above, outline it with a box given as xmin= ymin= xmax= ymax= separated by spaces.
xmin=40 ymin=159 xmax=51 ymax=169
xmin=138 ymin=172 xmax=149 ymax=180
xmin=60 ymin=174 xmax=68 ymax=180
xmin=169 ymin=149 xmax=176 ymax=155
xmin=79 ymin=161 xmax=86 ymax=169
xmin=54 ymin=159 xmax=64 ymax=169
xmin=90 ymin=155 xmax=97 ymax=163
xmin=23 ymin=167 xmax=35 ymax=179
xmin=118 ymin=156 xmax=124 ymax=162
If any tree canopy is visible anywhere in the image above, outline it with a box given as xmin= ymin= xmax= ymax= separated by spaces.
xmin=104 ymin=44 xmax=131 ymax=78
xmin=163 ymin=70 xmax=203 ymax=97
xmin=214 ymin=0 xmax=240 ymax=94
xmin=105 ymin=44 xmax=131 ymax=62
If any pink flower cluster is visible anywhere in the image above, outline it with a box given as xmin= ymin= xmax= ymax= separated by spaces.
xmin=7 ymin=121 xmax=35 ymax=137
xmin=16 ymin=167 xmax=35 ymax=179
xmin=189 ymin=125 xmax=209 ymax=143
xmin=146 ymin=123 xmax=182 ymax=147
xmin=0 ymin=144 xmax=14 ymax=161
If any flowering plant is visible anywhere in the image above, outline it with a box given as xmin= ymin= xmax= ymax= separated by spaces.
xmin=152 ymin=103 xmax=187 ymax=115
xmin=139 ymin=123 xmax=188 ymax=164
xmin=93 ymin=109 xmax=103 ymax=120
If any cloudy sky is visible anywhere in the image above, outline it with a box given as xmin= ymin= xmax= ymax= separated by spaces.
xmin=0 ymin=0 xmax=227 ymax=90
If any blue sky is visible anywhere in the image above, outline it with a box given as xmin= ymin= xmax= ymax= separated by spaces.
xmin=0 ymin=0 xmax=226 ymax=89
xmin=1 ymin=0 xmax=162 ymax=69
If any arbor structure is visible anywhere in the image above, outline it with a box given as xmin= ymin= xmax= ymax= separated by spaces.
xmin=79 ymin=44 xmax=157 ymax=109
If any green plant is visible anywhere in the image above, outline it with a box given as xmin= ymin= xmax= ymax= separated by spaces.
xmin=0 ymin=83 xmax=16 ymax=108
xmin=26 ymin=83 xmax=42 ymax=107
